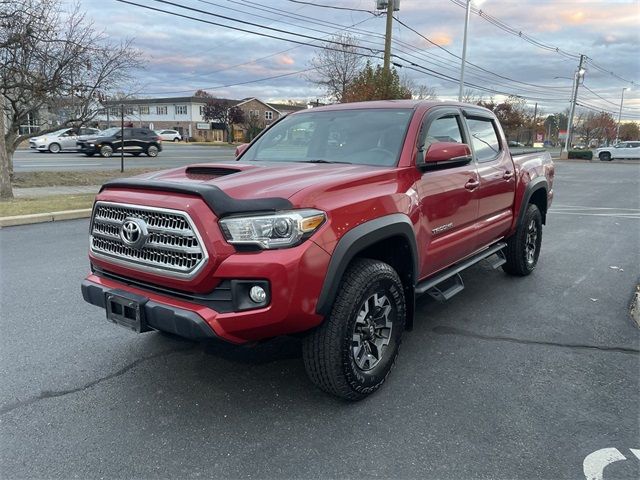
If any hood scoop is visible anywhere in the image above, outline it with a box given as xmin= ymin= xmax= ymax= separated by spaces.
xmin=185 ymin=166 xmax=241 ymax=179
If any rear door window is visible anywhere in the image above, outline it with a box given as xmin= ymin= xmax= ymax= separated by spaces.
xmin=465 ymin=117 xmax=501 ymax=162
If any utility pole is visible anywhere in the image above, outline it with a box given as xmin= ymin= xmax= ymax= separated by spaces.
xmin=564 ymin=54 xmax=585 ymax=153
xmin=458 ymin=0 xmax=472 ymax=101
xmin=615 ymin=87 xmax=628 ymax=144
xmin=383 ymin=0 xmax=394 ymax=73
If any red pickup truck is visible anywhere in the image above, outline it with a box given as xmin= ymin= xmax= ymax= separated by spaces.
xmin=82 ymin=100 xmax=554 ymax=400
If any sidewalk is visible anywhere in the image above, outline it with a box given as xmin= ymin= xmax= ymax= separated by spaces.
xmin=13 ymin=185 xmax=101 ymax=198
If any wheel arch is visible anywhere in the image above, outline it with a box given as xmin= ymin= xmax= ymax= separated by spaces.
xmin=518 ymin=177 xmax=548 ymax=227
xmin=315 ymin=214 xmax=418 ymax=329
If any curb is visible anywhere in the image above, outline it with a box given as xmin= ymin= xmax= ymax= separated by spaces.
xmin=0 ymin=208 xmax=92 ymax=227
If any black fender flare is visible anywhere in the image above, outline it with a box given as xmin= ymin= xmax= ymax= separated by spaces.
xmin=315 ymin=213 xmax=418 ymax=317
xmin=517 ymin=177 xmax=548 ymax=227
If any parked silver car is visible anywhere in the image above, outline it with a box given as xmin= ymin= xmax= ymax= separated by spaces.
xmin=155 ymin=129 xmax=182 ymax=142
xmin=29 ymin=127 xmax=101 ymax=153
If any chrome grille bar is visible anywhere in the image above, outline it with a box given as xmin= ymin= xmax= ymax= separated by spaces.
xmin=90 ymin=201 xmax=208 ymax=278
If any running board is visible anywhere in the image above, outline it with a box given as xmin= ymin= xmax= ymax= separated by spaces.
xmin=415 ymin=242 xmax=507 ymax=301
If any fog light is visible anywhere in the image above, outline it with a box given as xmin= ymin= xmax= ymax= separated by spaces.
xmin=249 ymin=285 xmax=267 ymax=303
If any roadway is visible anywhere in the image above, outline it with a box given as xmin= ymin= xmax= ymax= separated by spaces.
xmin=13 ymin=144 xmax=237 ymax=172
xmin=1 ymin=161 xmax=639 ymax=479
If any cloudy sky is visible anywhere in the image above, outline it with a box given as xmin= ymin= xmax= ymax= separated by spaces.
xmin=78 ymin=0 xmax=639 ymax=118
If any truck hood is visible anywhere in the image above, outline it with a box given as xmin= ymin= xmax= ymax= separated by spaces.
xmin=127 ymin=161 xmax=397 ymax=204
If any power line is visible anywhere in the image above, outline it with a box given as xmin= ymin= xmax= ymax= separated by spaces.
xmin=393 ymin=16 xmax=570 ymax=91
xmin=115 ymin=0 xmax=382 ymax=58
xmin=144 ymin=67 xmax=317 ymax=95
xmin=448 ymin=0 xmax=637 ymax=87
xmin=582 ymin=84 xmax=640 ymax=111
xmin=283 ymin=0 xmax=377 ymax=14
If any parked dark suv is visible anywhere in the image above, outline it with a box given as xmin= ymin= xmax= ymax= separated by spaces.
xmin=77 ymin=127 xmax=163 ymax=157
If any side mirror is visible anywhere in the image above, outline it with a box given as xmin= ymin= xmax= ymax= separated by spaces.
xmin=419 ymin=142 xmax=472 ymax=170
xmin=235 ymin=143 xmax=249 ymax=158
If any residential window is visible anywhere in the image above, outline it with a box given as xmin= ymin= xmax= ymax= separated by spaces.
xmin=265 ymin=111 xmax=273 ymax=121
xmin=157 ymin=106 xmax=168 ymax=115
xmin=109 ymin=107 xmax=119 ymax=117
xmin=138 ymin=106 xmax=149 ymax=115
xmin=124 ymin=107 xmax=134 ymax=115
xmin=199 ymin=105 xmax=205 ymax=115
xmin=249 ymin=110 xmax=260 ymax=117
xmin=176 ymin=105 xmax=187 ymax=115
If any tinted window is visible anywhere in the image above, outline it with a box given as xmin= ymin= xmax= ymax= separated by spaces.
xmin=243 ymin=108 xmax=414 ymax=166
xmin=466 ymin=117 xmax=500 ymax=162
xmin=123 ymin=130 xmax=133 ymax=139
xmin=423 ymin=115 xmax=463 ymax=150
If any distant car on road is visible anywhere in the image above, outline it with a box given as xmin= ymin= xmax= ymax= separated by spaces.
xmin=155 ymin=129 xmax=182 ymax=142
xmin=508 ymin=140 xmax=524 ymax=147
xmin=595 ymin=141 xmax=640 ymax=161
xmin=77 ymin=127 xmax=162 ymax=158
xmin=29 ymin=127 xmax=101 ymax=153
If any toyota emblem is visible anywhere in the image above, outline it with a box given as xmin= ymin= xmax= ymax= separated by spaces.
xmin=120 ymin=217 xmax=148 ymax=249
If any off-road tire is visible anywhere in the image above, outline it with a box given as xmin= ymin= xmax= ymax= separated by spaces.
xmin=599 ymin=152 xmax=612 ymax=161
xmin=302 ymin=258 xmax=406 ymax=400
xmin=503 ymin=203 xmax=542 ymax=276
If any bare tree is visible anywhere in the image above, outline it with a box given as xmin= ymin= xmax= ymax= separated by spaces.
xmin=400 ymin=75 xmax=438 ymax=100
xmin=461 ymin=89 xmax=484 ymax=104
xmin=308 ymin=33 xmax=365 ymax=103
xmin=0 ymin=0 xmax=143 ymax=199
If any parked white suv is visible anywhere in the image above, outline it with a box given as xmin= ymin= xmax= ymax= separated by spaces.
xmin=155 ymin=129 xmax=182 ymax=142
xmin=596 ymin=141 xmax=640 ymax=161
xmin=29 ymin=127 xmax=101 ymax=153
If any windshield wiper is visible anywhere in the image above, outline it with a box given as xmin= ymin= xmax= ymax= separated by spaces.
xmin=296 ymin=159 xmax=351 ymax=164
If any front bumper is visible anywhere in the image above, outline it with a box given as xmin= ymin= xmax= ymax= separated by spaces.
xmin=82 ymin=280 xmax=217 ymax=340
xmin=77 ymin=142 xmax=98 ymax=154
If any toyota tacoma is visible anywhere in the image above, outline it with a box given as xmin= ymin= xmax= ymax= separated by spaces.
xmin=82 ymin=100 xmax=554 ymax=400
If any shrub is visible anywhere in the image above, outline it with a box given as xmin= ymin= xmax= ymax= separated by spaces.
xmin=568 ymin=150 xmax=593 ymax=160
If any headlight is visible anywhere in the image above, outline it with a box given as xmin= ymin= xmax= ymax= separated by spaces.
xmin=219 ymin=209 xmax=325 ymax=249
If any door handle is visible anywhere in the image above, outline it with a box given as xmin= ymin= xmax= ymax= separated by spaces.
xmin=464 ymin=179 xmax=480 ymax=190
xmin=503 ymin=171 xmax=514 ymax=180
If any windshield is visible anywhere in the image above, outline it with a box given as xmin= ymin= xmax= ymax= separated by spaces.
xmin=242 ymin=108 xmax=414 ymax=166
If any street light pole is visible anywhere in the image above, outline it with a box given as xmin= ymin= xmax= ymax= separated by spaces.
xmin=615 ymin=87 xmax=628 ymax=144
xmin=458 ymin=0 xmax=472 ymax=101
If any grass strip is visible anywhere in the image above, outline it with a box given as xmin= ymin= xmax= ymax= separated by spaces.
xmin=13 ymin=168 xmax=157 ymax=188
xmin=0 ymin=194 xmax=96 ymax=217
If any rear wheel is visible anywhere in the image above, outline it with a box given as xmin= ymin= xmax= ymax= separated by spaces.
xmin=48 ymin=143 xmax=61 ymax=153
xmin=173 ymin=138 xmax=179 ymax=142
xmin=146 ymin=145 xmax=159 ymax=157
xmin=503 ymin=204 xmax=542 ymax=276
xmin=599 ymin=151 xmax=612 ymax=161
xmin=100 ymin=145 xmax=113 ymax=158
xmin=302 ymin=258 xmax=406 ymax=400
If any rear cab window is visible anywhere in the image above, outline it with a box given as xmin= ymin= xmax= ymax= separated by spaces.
xmin=465 ymin=117 xmax=501 ymax=162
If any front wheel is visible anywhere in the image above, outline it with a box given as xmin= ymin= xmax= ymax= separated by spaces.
xmin=100 ymin=145 xmax=113 ymax=158
xmin=502 ymin=204 xmax=542 ymax=276
xmin=48 ymin=143 xmax=61 ymax=153
xmin=599 ymin=152 xmax=612 ymax=161
xmin=146 ymin=145 xmax=159 ymax=157
xmin=302 ymin=258 xmax=406 ymax=400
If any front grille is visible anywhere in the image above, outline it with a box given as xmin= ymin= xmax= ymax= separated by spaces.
xmin=90 ymin=201 xmax=208 ymax=278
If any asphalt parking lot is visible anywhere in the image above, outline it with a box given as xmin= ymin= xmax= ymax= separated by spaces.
xmin=13 ymin=143 xmax=237 ymax=172
xmin=1 ymin=161 xmax=639 ymax=479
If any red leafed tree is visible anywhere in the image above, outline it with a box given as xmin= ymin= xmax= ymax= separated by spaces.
xmin=198 ymin=92 xmax=244 ymax=143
